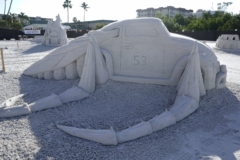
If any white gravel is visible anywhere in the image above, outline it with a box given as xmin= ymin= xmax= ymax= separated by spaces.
xmin=0 ymin=40 xmax=240 ymax=160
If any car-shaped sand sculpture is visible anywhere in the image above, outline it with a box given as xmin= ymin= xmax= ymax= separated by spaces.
xmin=24 ymin=18 xmax=225 ymax=90
xmin=0 ymin=18 xmax=227 ymax=145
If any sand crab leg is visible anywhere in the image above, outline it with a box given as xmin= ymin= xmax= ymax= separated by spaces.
xmin=23 ymin=29 xmax=118 ymax=79
xmin=56 ymin=41 xmax=205 ymax=145
xmin=0 ymin=90 xmax=89 ymax=118
xmin=0 ymin=94 xmax=28 ymax=111
xmin=0 ymin=35 xmax=109 ymax=118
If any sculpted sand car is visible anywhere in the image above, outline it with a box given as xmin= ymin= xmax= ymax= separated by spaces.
xmin=24 ymin=18 xmax=226 ymax=90
xmin=1 ymin=18 xmax=227 ymax=145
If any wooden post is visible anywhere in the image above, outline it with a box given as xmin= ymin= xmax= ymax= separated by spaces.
xmin=0 ymin=48 xmax=6 ymax=72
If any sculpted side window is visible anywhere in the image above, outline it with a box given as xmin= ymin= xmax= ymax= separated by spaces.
xmin=124 ymin=24 xmax=158 ymax=37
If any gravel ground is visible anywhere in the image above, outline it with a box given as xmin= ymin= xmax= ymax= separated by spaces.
xmin=0 ymin=40 xmax=239 ymax=160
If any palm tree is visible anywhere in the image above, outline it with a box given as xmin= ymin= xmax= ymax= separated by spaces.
xmin=18 ymin=12 xmax=29 ymax=26
xmin=72 ymin=17 xmax=81 ymax=31
xmin=7 ymin=0 xmax=13 ymax=15
xmin=217 ymin=2 xmax=233 ymax=12
xmin=10 ymin=13 xmax=18 ymax=23
xmin=73 ymin=17 xmax=77 ymax=23
xmin=2 ymin=14 xmax=12 ymax=24
xmin=62 ymin=0 xmax=72 ymax=23
xmin=4 ymin=0 xmax=7 ymax=15
xmin=81 ymin=2 xmax=89 ymax=21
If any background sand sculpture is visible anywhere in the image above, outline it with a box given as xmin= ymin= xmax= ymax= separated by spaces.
xmin=41 ymin=14 xmax=68 ymax=46
xmin=216 ymin=34 xmax=240 ymax=49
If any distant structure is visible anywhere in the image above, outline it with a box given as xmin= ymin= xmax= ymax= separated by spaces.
xmin=63 ymin=20 xmax=116 ymax=31
xmin=136 ymin=6 xmax=193 ymax=18
xmin=216 ymin=34 xmax=240 ymax=49
xmin=42 ymin=14 xmax=68 ymax=46
xmin=23 ymin=16 xmax=54 ymax=30
xmin=29 ymin=16 xmax=53 ymax=24
xmin=193 ymin=9 xmax=215 ymax=18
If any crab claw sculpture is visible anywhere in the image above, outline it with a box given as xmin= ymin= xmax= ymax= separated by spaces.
xmin=1 ymin=39 xmax=205 ymax=145
xmin=56 ymin=41 xmax=205 ymax=145
xmin=0 ymin=18 xmax=227 ymax=145
xmin=0 ymin=35 xmax=106 ymax=118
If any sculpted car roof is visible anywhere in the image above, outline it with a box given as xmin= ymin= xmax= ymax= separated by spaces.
xmin=101 ymin=18 xmax=163 ymax=31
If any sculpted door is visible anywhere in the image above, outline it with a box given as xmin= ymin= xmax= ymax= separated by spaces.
xmin=120 ymin=23 xmax=165 ymax=78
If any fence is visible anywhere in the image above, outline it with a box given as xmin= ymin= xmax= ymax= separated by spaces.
xmin=39 ymin=30 xmax=88 ymax=38
xmin=171 ymin=31 xmax=240 ymax=41
xmin=1 ymin=28 xmax=240 ymax=41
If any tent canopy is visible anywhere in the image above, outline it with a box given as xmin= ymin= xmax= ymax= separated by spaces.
xmin=23 ymin=24 xmax=71 ymax=30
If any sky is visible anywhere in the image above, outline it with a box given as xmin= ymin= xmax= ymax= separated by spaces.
xmin=0 ymin=0 xmax=240 ymax=23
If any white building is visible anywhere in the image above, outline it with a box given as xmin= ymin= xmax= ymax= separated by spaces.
xmin=193 ymin=9 xmax=215 ymax=18
xmin=136 ymin=6 xmax=193 ymax=18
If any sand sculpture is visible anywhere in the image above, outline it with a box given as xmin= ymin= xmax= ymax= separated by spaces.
xmin=216 ymin=34 xmax=240 ymax=49
xmin=0 ymin=18 xmax=227 ymax=145
xmin=41 ymin=14 xmax=68 ymax=46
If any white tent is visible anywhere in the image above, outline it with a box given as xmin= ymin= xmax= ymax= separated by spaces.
xmin=23 ymin=24 xmax=71 ymax=30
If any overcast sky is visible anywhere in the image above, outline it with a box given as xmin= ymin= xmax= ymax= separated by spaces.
xmin=0 ymin=0 xmax=239 ymax=23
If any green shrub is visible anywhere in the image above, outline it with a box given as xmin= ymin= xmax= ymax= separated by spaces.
xmin=10 ymin=22 xmax=23 ymax=30
xmin=94 ymin=23 xmax=105 ymax=30
xmin=0 ymin=20 xmax=8 ymax=28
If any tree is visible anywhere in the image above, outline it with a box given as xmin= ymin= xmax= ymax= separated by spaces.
xmin=218 ymin=16 xmax=240 ymax=30
xmin=73 ymin=17 xmax=77 ymax=23
xmin=4 ymin=0 xmax=7 ymax=15
xmin=18 ymin=12 xmax=29 ymax=26
xmin=212 ymin=11 xmax=224 ymax=18
xmin=0 ymin=12 xmax=20 ymax=29
xmin=173 ymin=14 xmax=185 ymax=25
xmin=202 ymin=11 xmax=213 ymax=20
xmin=10 ymin=13 xmax=19 ymax=23
xmin=2 ymin=14 xmax=12 ymax=28
xmin=10 ymin=22 xmax=22 ymax=30
xmin=63 ymin=0 xmax=72 ymax=23
xmin=156 ymin=8 xmax=239 ymax=31
xmin=76 ymin=20 xmax=81 ymax=31
xmin=155 ymin=12 xmax=163 ymax=19
xmin=184 ymin=14 xmax=197 ymax=26
xmin=156 ymin=12 xmax=182 ymax=31
xmin=0 ymin=20 xmax=7 ymax=28
xmin=94 ymin=23 xmax=105 ymax=30
xmin=2 ymin=14 xmax=12 ymax=23
xmin=81 ymin=2 xmax=89 ymax=21
xmin=217 ymin=2 xmax=232 ymax=12
xmin=72 ymin=17 xmax=81 ymax=30
xmin=7 ymin=0 xmax=13 ymax=15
